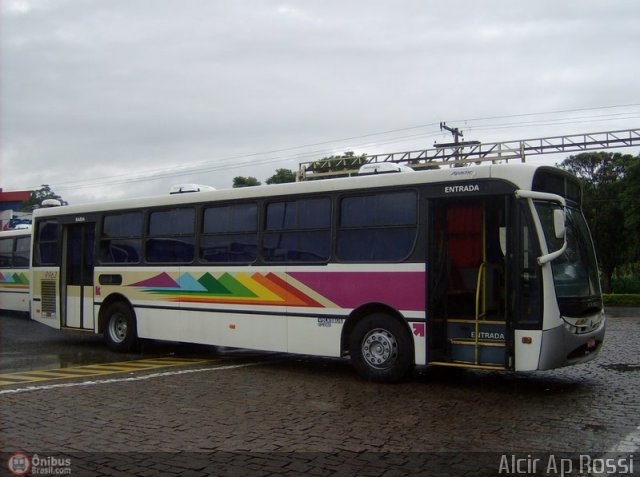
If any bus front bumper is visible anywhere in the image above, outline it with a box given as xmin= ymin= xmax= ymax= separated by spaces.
xmin=537 ymin=313 xmax=606 ymax=370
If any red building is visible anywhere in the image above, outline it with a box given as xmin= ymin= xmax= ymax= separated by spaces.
xmin=0 ymin=188 xmax=33 ymax=230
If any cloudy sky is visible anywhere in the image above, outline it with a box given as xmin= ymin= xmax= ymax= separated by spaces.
xmin=1 ymin=0 xmax=639 ymax=204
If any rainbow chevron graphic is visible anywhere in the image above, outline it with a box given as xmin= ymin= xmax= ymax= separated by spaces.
xmin=0 ymin=272 xmax=29 ymax=289
xmin=127 ymin=272 xmax=334 ymax=308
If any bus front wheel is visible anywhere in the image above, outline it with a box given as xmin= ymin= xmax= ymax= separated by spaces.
xmin=103 ymin=302 xmax=137 ymax=352
xmin=349 ymin=313 xmax=414 ymax=383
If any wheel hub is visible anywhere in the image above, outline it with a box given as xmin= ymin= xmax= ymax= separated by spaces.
xmin=109 ymin=315 xmax=127 ymax=343
xmin=362 ymin=328 xmax=398 ymax=369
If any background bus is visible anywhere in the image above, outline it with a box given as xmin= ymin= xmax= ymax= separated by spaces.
xmin=29 ymin=164 xmax=604 ymax=382
xmin=0 ymin=228 xmax=31 ymax=314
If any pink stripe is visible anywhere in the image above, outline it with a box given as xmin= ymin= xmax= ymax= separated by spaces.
xmin=289 ymin=271 xmax=425 ymax=311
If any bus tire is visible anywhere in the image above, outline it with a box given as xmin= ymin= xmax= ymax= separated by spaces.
xmin=349 ymin=313 xmax=414 ymax=383
xmin=103 ymin=302 xmax=137 ymax=352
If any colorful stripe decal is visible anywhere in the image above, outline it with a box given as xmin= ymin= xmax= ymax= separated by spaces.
xmin=128 ymin=272 xmax=330 ymax=308
xmin=0 ymin=272 xmax=30 ymax=289
xmin=126 ymin=270 xmax=425 ymax=312
xmin=289 ymin=272 xmax=426 ymax=312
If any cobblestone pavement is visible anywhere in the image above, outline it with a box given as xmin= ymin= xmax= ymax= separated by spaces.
xmin=0 ymin=309 xmax=638 ymax=476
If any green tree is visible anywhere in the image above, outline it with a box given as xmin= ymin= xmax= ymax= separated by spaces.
xmin=266 ymin=168 xmax=296 ymax=184
xmin=232 ymin=176 xmax=261 ymax=188
xmin=621 ymin=156 xmax=640 ymax=262
xmin=306 ymin=151 xmax=369 ymax=175
xmin=20 ymin=184 xmax=68 ymax=211
xmin=558 ymin=152 xmax=637 ymax=292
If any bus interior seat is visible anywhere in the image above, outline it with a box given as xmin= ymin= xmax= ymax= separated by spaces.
xmin=447 ymin=205 xmax=483 ymax=295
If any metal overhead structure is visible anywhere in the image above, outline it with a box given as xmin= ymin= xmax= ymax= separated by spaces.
xmin=297 ymin=127 xmax=640 ymax=181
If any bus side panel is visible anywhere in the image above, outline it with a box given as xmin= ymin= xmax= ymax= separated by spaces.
xmin=285 ymin=311 xmax=425 ymax=361
xmin=412 ymin=324 xmax=426 ymax=365
xmin=287 ymin=312 xmax=343 ymax=357
xmin=513 ymin=329 xmax=542 ymax=371
xmin=135 ymin=307 xmax=289 ymax=352
xmin=0 ymin=290 xmax=30 ymax=313
xmin=102 ymin=266 xmax=425 ymax=359
xmin=31 ymin=267 xmax=62 ymax=329
xmin=0 ymin=231 xmax=32 ymax=313
xmin=286 ymin=268 xmax=426 ymax=360
xmin=0 ymin=268 xmax=30 ymax=312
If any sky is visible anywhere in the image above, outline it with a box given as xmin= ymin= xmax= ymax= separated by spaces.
xmin=1 ymin=0 xmax=639 ymax=205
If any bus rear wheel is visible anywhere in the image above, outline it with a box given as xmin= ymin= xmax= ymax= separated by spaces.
xmin=103 ymin=302 xmax=137 ymax=352
xmin=349 ymin=313 xmax=414 ymax=383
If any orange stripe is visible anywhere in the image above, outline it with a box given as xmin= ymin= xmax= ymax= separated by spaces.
xmin=251 ymin=273 xmax=307 ymax=306
xmin=180 ymin=297 xmax=286 ymax=306
xmin=264 ymin=273 xmax=324 ymax=308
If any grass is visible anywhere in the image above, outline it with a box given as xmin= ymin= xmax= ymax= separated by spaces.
xmin=603 ymin=294 xmax=640 ymax=306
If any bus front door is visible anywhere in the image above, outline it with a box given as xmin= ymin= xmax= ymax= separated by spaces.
xmin=61 ymin=223 xmax=95 ymax=330
xmin=428 ymin=197 xmax=509 ymax=369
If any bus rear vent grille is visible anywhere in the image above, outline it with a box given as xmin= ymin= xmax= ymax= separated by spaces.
xmin=41 ymin=280 xmax=57 ymax=318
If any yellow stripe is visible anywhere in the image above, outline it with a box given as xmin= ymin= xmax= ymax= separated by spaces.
xmin=234 ymin=272 xmax=283 ymax=303
xmin=0 ymin=375 xmax=39 ymax=382
xmin=78 ymin=366 xmax=141 ymax=372
xmin=0 ymin=357 xmax=210 ymax=386
xmin=447 ymin=319 xmax=506 ymax=325
xmin=429 ymin=361 xmax=506 ymax=371
xmin=449 ymin=339 xmax=505 ymax=347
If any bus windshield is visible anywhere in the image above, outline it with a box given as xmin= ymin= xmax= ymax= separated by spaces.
xmin=535 ymin=202 xmax=600 ymax=300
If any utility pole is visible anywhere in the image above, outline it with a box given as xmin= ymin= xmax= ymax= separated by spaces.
xmin=438 ymin=122 xmax=464 ymax=165
xmin=439 ymin=122 xmax=463 ymax=145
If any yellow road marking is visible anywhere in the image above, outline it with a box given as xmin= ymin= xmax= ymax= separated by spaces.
xmin=0 ymin=357 xmax=210 ymax=386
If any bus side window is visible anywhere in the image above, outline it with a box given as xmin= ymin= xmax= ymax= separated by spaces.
xmin=100 ymin=212 xmax=143 ymax=264
xmin=0 ymin=238 xmax=12 ymax=267
xmin=201 ymin=203 xmax=258 ymax=264
xmin=146 ymin=208 xmax=195 ymax=263
xmin=35 ymin=221 xmax=59 ymax=266
xmin=337 ymin=191 xmax=417 ymax=262
xmin=263 ymin=198 xmax=330 ymax=263
xmin=13 ymin=237 xmax=30 ymax=268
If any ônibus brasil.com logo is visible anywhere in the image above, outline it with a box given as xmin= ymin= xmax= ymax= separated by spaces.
xmin=7 ymin=453 xmax=30 ymax=476
xmin=7 ymin=452 xmax=72 ymax=476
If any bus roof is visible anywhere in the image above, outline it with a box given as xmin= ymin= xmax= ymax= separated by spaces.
xmin=0 ymin=228 xmax=32 ymax=237
xmin=32 ymin=163 xmax=555 ymax=219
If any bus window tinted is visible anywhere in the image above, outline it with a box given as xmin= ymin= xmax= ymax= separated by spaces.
xmin=0 ymin=239 xmax=12 ymax=267
xmin=263 ymin=198 xmax=330 ymax=262
xmin=147 ymin=208 xmax=195 ymax=263
xmin=201 ymin=203 xmax=257 ymax=263
xmin=533 ymin=169 xmax=582 ymax=204
xmin=35 ymin=221 xmax=59 ymax=265
xmin=104 ymin=212 xmax=143 ymax=237
xmin=266 ymin=198 xmax=330 ymax=230
xmin=341 ymin=192 xmax=415 ymax=227
xmin=149 ymin=208 xmax=195 ymax=235
xmin=338 ymin=191 xmax=417 ymax=262
xmin=100 ymin=212 xmax=143 ymax=264
xmin=14 ymin=237 xmax=30 ymax=268
xmin=203 ymin=203 xmax=257 ymax=234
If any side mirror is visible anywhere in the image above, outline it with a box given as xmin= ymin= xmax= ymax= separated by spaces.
xmin=499 ymin=227 xmax=507 ymax=256
xmin=553 ymin=208 xmax=566 ymax=239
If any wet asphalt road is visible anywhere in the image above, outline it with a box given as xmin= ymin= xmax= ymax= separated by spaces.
xmin=0 ymin=308 xmax=638 ymax=476
xmin=0 ymin=311 xmax=268 ymax=374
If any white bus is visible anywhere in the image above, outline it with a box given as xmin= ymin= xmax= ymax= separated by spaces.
xmin=0 ymin=228 xmax=31 ymax=313
xmin=30 ymin=164 xmax=604 ymax=382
